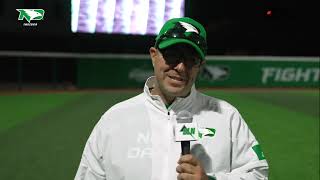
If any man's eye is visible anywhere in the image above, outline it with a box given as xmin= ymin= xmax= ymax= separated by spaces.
xmin=194 ymin=58 xmax=201 ymax=64
xmin=166 ymin=57 xmax=179 ymax=64
xmin=165 ymin=52 xmax=177 ymax=57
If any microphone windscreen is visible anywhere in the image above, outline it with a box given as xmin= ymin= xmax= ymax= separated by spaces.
xmin=176 ymin=110 xmax=193 ymax=123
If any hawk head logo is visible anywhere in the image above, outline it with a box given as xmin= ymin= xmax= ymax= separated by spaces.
xmin=16 ymin=9 xmax=45 ymax=23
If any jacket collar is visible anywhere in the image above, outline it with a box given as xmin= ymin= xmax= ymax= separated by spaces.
xmin=143 ymin=76 xmax=196 ymax=114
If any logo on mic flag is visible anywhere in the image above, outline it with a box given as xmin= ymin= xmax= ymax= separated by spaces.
xmin=175 ymin=122 xmax=199 ymax=141
xmin=180 ymin=125 xmax=197 ymax=138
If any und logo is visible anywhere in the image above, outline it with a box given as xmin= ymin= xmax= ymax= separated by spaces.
xmin=16 ymin=9 xmax=45 ymax=26
xmin=200 ymin=65 xmax=230 ymax=81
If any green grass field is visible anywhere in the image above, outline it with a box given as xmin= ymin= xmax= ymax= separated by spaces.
xmin=0 ymin=89 xmax=318 ymax=180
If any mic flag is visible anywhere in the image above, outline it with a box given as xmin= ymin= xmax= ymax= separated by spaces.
xmin=175 ymin=110 xmax=199 ymax=155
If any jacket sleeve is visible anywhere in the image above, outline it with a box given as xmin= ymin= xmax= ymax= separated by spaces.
xmin=74 ymin=124 xmax=106 ymax=180
xmin=212 ymin=109 xmax=269 ymax=180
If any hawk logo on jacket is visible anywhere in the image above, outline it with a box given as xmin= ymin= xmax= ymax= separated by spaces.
xmin=198 ymin=128 xmax=216 ymax=139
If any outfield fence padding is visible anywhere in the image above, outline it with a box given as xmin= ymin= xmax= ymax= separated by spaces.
xmin=77 ymin=55 xmax=319 ymax=88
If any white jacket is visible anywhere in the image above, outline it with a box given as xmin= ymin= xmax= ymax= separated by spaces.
xmin=75 ymin=76 xmax=269 ymax=180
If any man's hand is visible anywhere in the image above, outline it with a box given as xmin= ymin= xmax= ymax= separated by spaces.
xmin=176 ymin=154 xmax=209 ymax=180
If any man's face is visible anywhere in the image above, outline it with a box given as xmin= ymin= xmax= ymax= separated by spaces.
xmin=149 ymin=44 xmax=204 ymax=100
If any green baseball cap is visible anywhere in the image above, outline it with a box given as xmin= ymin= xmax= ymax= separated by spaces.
xmin=155 ymin=17 xmax=207 ymax=60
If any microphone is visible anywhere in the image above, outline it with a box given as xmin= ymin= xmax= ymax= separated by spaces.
xmin=175 ymin=110 xmax=198 ymax=155
xmin=181 ymin=139 xmax=190 ymax=155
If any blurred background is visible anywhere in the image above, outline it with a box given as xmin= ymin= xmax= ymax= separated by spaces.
xmin=0 ymin=0 xmax=319 ymax=180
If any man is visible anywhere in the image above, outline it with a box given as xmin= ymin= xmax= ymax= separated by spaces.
xmin=75 ymin=17 xmax=269 ymax=180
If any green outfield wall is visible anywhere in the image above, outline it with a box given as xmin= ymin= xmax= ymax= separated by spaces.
xmin=77 ymin=55 xmax=319 ymax=88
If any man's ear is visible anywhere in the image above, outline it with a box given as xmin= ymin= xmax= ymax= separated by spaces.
xmin=149 ymin=47 xmax=157 ymax=67
xmin=197 ymin=60 xmax=206 ymax=69
xmin=197 ymin=60 xmax=206 ymax=79
xmin=200 ymin=60 xmax=206 ymax=66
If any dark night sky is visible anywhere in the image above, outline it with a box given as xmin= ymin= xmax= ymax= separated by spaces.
xmin=188 ymin=0 xmax=319 ymax=56
xmin=0 ymin=0 xmax=318 ymax=56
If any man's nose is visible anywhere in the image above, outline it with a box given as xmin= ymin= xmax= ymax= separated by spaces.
xmin=174 ymin=61 xmax=188 ymax=72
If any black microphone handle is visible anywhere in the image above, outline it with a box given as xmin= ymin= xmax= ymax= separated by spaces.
xmin=181 ymin=141 xmax=190 ymax=155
